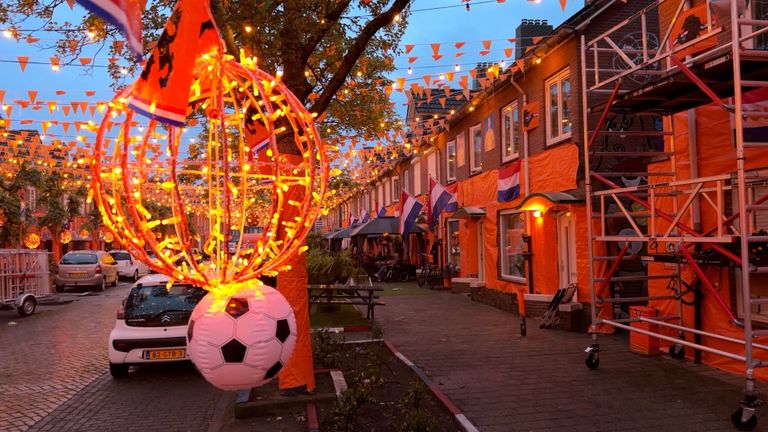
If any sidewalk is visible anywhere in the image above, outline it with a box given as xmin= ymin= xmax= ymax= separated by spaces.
xmin=376 ymin=289 xmax=764 ymax=432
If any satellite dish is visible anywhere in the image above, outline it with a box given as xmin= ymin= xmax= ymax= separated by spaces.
xmin=618 ymin=228 xmax=643 ymax=254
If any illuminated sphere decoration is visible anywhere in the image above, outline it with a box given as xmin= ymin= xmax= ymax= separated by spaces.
xmin=187 ymin=282 xmax=296 ymax=390
xmin=24 ymin=233 xmax=40 ymax=249
xmin=60 ymin=230 xmax=72 ymax=245
xmin=90 ymin=45 xmax=328 ymax=389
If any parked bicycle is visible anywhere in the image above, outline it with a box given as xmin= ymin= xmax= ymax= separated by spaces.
xmin=417 ymin=254 xmax=443 ymax=289
xmin=374 ymin=262 xmax=410 ymax=282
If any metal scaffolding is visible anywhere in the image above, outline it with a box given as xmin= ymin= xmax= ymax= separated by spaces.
xmin=580 ymin=0 xmax=768 ymax=428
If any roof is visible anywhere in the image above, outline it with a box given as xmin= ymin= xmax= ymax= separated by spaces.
xmin=451 ymin=207 xmax=486 ymax=219
xmin=408 ymin=89 xmax=474 ymax=118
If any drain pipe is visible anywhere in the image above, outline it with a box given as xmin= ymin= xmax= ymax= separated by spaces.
xmin=688 ymin=108 xmax=703 ymax=364
xmin=511 ymin=78 xmax=530 ymax=337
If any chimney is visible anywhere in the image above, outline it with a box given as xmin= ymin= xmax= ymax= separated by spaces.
xmin=473 ymin=62 xmax=493 ymax=90
xmin=515 ymin=19 xmax=553 ymax=59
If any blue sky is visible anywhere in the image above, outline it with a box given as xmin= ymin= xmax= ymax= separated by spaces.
xmin=0 ymin=0 xmax=583 ymax=139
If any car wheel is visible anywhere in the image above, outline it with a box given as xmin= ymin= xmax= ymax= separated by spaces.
xmin=133 ymin=270 xmax=139 ymax=282
xmin=109 ymin=362 xmax=129 ymax=379
xmin=112 ymin=274 xmax=118 ymax=287
xmin=17 ymin=297 xmax=37 ymax=317
xmin=98 ymin=277 xmax=106 ymax=292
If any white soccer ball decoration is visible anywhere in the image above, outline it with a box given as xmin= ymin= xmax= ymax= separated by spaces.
xmin=187 ymin=283 xmax=297 ymax=391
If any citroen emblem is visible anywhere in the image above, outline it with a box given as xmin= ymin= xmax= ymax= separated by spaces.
xmin=161 ymin=315 xmax=171 ymax=324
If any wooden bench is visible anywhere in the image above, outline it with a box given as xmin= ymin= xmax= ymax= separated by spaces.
xmin=308 ymin=284 xmax=385 ymax=321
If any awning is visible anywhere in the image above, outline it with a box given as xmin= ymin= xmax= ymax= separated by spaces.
xmin=514 ymin=192 xmax=583 ymax=211
xmin=451 ymin=206 xmax=486 ymax=220
xmin=349 ymin=216 xmax=424 ymax=237
xmin=328 ymin=224 xmax=360 ymax=239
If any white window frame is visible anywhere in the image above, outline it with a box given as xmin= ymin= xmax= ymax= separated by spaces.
xmin=427 ymin=150 xmax=438 ymax=182
xmin=446 ymin=219 xmax=461 ymax=271
xmin=498 ymin=210 xmax=527 ymax=282
xmin=446 ymin=140 xmax=457 ymax=182
xmin=469 ymin=123 xmax=482 ymax=173
xmin=392 ymin=176 xmax=400 ymax=202
xmin=412 ymin=159 xmax=422 ymax=195
xmin=501 ymin=101 xmax=520 ymax=162
xmin=545 ymin=68 xmax=572 ymax=145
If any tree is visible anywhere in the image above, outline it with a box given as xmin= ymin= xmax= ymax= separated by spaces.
xmin=0 ymin=0 xmax=413 ymax=394
xmin=36 ymin=173 xmax=86 ymax=260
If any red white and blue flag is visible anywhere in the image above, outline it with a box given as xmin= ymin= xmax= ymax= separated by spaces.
xmin=374 ymin=200 xmax=386 ymax=217
xmin=428 ymin=176 xmax=453 ymax=231
xmin=445 ymin=183 xmax=458 ymax=213
xmin=360 ymin=209 xmax=370 ymax=224
xmin=75 ymin=0 xmax=144 ymax=59
xmin=399 ymin=190 xmax=423 ymax=237
xmin=498 ymin=160 xmax=521 ymax=202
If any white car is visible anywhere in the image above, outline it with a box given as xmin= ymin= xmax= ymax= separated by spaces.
xmin=109 ymin=250 xmax=151 ymax=281
xmin=107 ymin=274 xmax=207 ymax=378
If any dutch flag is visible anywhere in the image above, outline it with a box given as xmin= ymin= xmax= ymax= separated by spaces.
xmin=361 ymin=210 xmax=370 ymax=224
xmin=445 ymin=183 xmax=458 ymax=213
xmin=75 ymin=0 xmax=144 ymax=59
xmin=428 ymin=176 xmax=453 ymax=231
xmin=399 ymin=190 xmax=423 ymax=237
xmin=498 ymin=160 xmax=521 ymax=202
xmin=375 ymin=200 xmax=387 ymax=217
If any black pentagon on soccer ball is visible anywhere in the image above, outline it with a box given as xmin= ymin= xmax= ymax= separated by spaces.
xmin=187 ymin=319 xmax=195 ymax=342
xmin=221 ymin=339 xmax=247 ymax=363
xmin=265 ymin=361 xmax=283 ymax=379
xmin=275 ymin=319 xmax=291 ymax=343
xmin=224 ymin=297 xmax=249 ymax=318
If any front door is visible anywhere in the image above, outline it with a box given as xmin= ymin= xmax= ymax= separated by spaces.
xmin=477 ymin=220 xmax=484 ymax=280
xmin=557 ymin=212 xmax=578 ymax=298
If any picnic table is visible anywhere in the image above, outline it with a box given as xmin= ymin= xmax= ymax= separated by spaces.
xmin=308 ymin=283 xmax=385 ymax=321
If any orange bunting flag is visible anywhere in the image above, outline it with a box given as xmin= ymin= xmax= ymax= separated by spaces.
xmin=26 ymin=35 xmax=40 ymax=44
xmin=455 ymin=52 xmax=464 ymax=58
xmin=62 ymin=106 xmax=71 ymax=116
xmin=396 ymin=77 xmax=406 ymax=91
xmin=49 ymin=57 xmax=60 ymax=69
xmin=108 ymin=57 xmax=119 ymax=64
xmin=408 ymin=56 xmax=418 ymax=64
xmin=0 ymin=90 xmax=4 ymax=105
xmin=454 ymin=42 xmax=465 ymax=50
xmin=504 ymin=48 xmax=514 ymax=58
xmin=79 ymin=57 xmax=93 ymax=66
xmin=89 ymin=105 xmax=97 ymax=116
xmin=47 ymin=102 xmax=57 ymax=114
xmin=430 ymin=43 xmax=441 ymax=56
xmin=482 ymin=40 xmax=492 ymax=50
xmin=62 ymin=122 xmax=70 ymax=133
xmin=405 ymin=44 xmax=415 ymax=54
xmin=469 ymin=68 xmax=478 ymax=79
xmin=128 ymin=0 xmax=222 ymax=126
xmin=479 ymin=50 xmax=490 ymax=56
xmin=423 ymin=75 xmax=432 ymax=87
xmin=85 ymin=90 xmax=96 ymax=97
xmin=27 ymin=91 xmax=38 ymax=104
xmin=507 ymin=38 xmax=517 ymax=44
xmin=65 ymin=0 xmax=75 ymax=9
xmin=17 ymin=56 xmax=29 ymax=72
xmin=560 ymin=0 xmax=567 ymax=11
xmin=67 ymin=39 xmax=79 ymax=55
xmin=445 ymin=72 xmax=455 ymax=81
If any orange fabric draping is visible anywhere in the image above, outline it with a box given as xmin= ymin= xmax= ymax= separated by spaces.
xmin=528 ymin=143 xmax=579 ymax=192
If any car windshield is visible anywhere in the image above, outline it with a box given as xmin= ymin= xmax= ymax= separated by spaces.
xmin=110 ymin=252 xmax=132 ymax=261
xmin=124 ymin=284 xmax=207 ymax=324
xmin=60 ymin=253 xmax=97 ymax=265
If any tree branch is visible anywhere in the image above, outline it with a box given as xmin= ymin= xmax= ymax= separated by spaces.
xmin=298 ymin=0 xmax=353 ymax=67
xmin=309 ymin=0 xmax=410 ymax=117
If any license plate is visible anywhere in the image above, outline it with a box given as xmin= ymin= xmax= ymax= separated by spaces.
xmin=69 ymin=272 xmax=87 ymax=278
xmin=143 ymin=349 xmax=186 ymax=360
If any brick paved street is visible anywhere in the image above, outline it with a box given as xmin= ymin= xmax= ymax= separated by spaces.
xmin=0 ymin=283 xmax=224 ymax=432
xmin=377 ymin=290 xmax=767 ymax=432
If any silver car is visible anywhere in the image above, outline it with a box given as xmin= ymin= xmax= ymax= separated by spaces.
xmin=55 ymin=251 xmax=119 ymax=292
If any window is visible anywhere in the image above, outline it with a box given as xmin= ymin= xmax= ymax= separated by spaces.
xmin=413 ymin=159 xmax=422 ymax=195
xmin=384 ymin=181 xmax=390 ymax=205
xmin=446 ymin=140 xmax=457 ymax=182
xmin=754 ymin=0 xmax=768 ymax=49
xmin=446 ymin=219 xmax=460 ymax=270
xmin=378 ymin=183 xmax=384 ymax=207
xmin=457 ymin=132 xmax=466 ymax=167
xmin=470 ymin=124 xmax=482 ymax=172
xmin=427 ymin=151 xmax=437 ymax=182
xmin=392 ymin=176 xmax=400 ymax=202
xmin=499 ymin=211 xmax=527 ymax=281
xmin=501 ymin=101 xmax=521 ymax=162
xmin=545 ymin=68 xmax=572 ymax=144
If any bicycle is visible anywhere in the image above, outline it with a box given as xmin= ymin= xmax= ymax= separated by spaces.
xmin=417 ymin=254 xmax=435 ymax=287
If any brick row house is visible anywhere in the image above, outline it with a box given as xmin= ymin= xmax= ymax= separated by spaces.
xmin=322 ymin=0 xmax=768 ymax=413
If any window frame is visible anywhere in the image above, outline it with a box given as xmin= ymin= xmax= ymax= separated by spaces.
xmin=446 ymin=140 xmax=457 ymax=182
xmin=392 ymin=176 xmax=400 ymax=202
xmin=501 ymin=101 xmax=520 ymax=162
xmin=498 ymin=210 xmax=528 ymax=283
xmin=545 ymin=68 xmax=572 ymax=146
xmin=446 ymin=219 xmax=461 ymax=272
xmin=469 ymin=123 xmax=482 ymax=173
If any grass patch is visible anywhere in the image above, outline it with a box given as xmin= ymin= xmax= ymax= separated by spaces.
xmin=378 ymin=280 xmax=431 ymax=297
xmin=310 ymin=303 xmax=369 ymax=328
